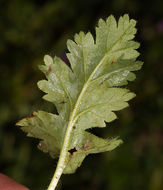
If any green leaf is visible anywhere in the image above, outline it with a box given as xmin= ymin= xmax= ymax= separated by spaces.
xmin=16 ymin=14 xmax=143 ymax=181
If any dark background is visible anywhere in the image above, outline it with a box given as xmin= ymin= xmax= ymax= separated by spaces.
xmin=0 ymin=0 xmax=163 ymax=189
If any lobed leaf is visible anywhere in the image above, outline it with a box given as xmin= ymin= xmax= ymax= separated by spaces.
xmin=16 ymin=14 xmax=143 ymax=175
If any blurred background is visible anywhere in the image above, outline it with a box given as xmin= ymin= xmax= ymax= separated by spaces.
xmin=0 ymin=0 xmax=163 ymax=190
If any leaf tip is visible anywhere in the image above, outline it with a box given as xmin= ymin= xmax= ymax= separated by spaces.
xmin=44 ymin=55 xmax=53 ymax=66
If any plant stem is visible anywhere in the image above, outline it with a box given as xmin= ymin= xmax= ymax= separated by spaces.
xmin=47 ymin=120 xmax=74 ymax=190
xmin=47 ymin=83 xmax=89 ymax=190
xmin=47 ymin=53 xmax=109 ymax=190
xmin=47 ymin=162 xmax=64 ymax=190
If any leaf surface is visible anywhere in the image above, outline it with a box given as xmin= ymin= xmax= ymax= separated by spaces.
xmin=17 ymin=14 xmax=143 ymax=174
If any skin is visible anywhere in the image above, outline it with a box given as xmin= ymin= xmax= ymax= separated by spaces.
xmin=0 ymin=173 xmax=29 ymax=190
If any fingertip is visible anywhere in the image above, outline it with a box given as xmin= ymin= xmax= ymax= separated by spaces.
xmin=0 ymin=173 xmax=30 ymax=190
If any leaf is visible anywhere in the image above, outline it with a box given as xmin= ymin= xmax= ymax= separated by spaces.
xmin=16 ymin=14 xmax=143 ymax=181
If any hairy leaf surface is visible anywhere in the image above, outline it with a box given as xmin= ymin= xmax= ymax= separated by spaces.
xmin=17 ymin=14 xmax=143 ymax=174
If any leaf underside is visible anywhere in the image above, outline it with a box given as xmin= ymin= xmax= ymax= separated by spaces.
xmin=17 ymin=14 xmax=143 ymax=174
